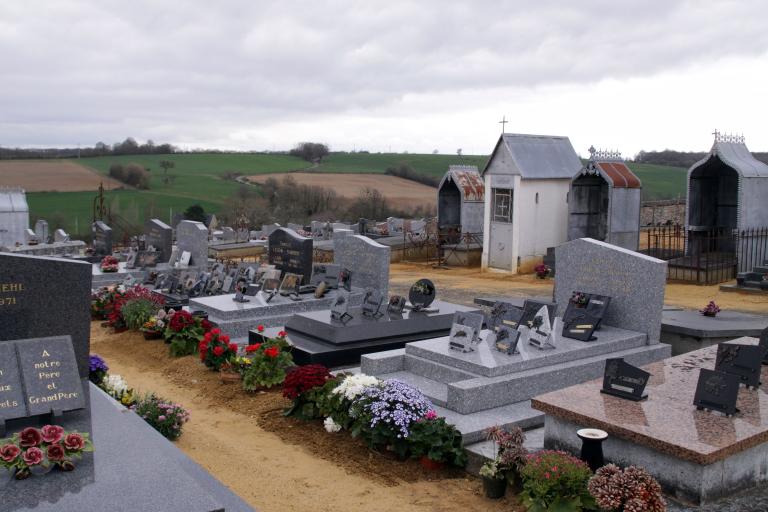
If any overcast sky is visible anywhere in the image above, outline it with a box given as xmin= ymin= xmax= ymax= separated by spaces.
xmin=2 ymin=0 xmax=768 ymax=157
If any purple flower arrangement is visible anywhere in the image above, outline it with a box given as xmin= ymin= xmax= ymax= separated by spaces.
xmin=699 ymin=301 xmax=721 ymax=317
xmin=352 ymin=379 xmax=434 ymax=440
xmin=88 ymin=354 xmax=109 ymax=385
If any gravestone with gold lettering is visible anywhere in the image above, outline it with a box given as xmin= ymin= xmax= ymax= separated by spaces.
xmin=554 ymin=238 xmax=667 ymax=342
xmin=0 ymin=343 xmax=26 ymax=422
xmin=268 ymin=227 xmax=313 ymax=285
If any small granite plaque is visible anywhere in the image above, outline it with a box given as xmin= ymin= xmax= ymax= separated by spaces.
xmin=562 ymin=310 xmax=600 ymax=342
xmin=0 ymin=343 xmax=26 ymax=421
xmin=409 ymin=279 xmax=436 ymax=311
xmin=601 ymin=358 xmax=651 ymax=401
xmin=17 ymin=336 xmax=86 ymax=416
xmin=125 ymin=251 xmax=138 ymax=269
xmin=520 ymin=299 xmax=556 ymax=329
xmin=361 ymin=288 xmax=384 ymax=317
xmin=448 ymin=311 xmax=484 ymax=352
xmin=715 ymin=343 xmax=763 ymax=389
xmin=494 ymin=326 xmax=521 ymax=355
xmin=527 ymin=306 xmax=554 ymax=350
xmin=387 ymin=295 xmax=406 ymax=315
xmin=694 ymin=368 xmax=740 ymax=416
xmin=330 ymin=290 xmax=352 ymax=322
xmin=137 ymin=250 xmax=161 ymax=268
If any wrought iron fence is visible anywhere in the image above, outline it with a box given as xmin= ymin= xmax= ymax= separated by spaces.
xmin=640 ymin=225 xmax=768 ymax=284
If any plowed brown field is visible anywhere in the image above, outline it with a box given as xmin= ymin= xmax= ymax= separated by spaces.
xmin=247 ymin=172 xmax=437 ymax=211
xmin=0 ymin=160 xmax=123 ymax=192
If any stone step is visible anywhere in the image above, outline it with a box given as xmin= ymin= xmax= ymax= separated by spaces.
xmin=377 ymin=371 xmax=449 ymax=406
xmin=403 ymin=353 xmax=476 ymax=384
xmin=434 ymin=401 xmax=544 ymax=444
xmin=445 ymin=343 xmax=670 ymax=414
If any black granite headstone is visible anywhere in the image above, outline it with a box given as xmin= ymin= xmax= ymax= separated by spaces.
xmin=600 ymin=358 xmax=650 ymax=401
xmin=715 ymin=343 xmax=763 ymax=389
xmin=409 ymin=279 xmax=436 ymax=310
xmin=16 ymin=336 xmax=86 ymax=416
xmin=268 ymin=228 xmax=313 ymax=285
xmin=694 ymin=368 xmax=740 ymax=416
xmin=0 ymin=343 xmax=26 ymax=422
xmin=0 ymin=254 xmax=92 ymax=379
xmin=144 ymin=218 xmax=173 ymax=262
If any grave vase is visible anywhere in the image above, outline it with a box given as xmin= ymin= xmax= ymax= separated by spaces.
xmin=577 ymin=429 xmax=608 ymax=472
xmin=482 ymin=475 xmax=507 ymax=499
xmin=418 ymin=456 xmax=445 ymax=471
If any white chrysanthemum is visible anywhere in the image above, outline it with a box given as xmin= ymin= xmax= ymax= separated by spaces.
xmin=323 ymin=417 xmax=342 ymax=433
xmin=104 ymin=374 xmax=128 ymax=394
xmin=332 ymin=374 xmax=380 ymax=400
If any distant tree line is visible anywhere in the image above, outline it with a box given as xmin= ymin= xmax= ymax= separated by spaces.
xmin=0 ymin=137 xmax=176 ymax=160
xmin=109 ymin=163 xmax=151 ymax=189
xmin=634 ymin=149 xmax=768 ymax=168
xmin=384 ymin=163 xmax=439 ymax=187
xmin=289 ymin=142 xmax=329 ymax=163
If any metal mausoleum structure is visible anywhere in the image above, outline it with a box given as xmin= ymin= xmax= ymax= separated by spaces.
xmin=437 ymin=165 xmax=485 ymax=236
xmin=568 ymin=147 xmax=642 ymax=251
xmin=0 ymin=187 xmax=30 ymax=249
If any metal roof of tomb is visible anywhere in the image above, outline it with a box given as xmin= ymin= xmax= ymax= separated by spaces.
xmin=688 ymin=131 xmax=768 ymax=178
xmin=439 ymin=165 xmax=485 ymax=202
xmin=577 ymin=147 xmax=641 ymax=189
xmin=482 ymin=133 xmax=582 ymax=179
xmin=0 ymin=187 xmax=29 ymax=213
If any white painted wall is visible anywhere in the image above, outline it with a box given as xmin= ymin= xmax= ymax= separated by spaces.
xmin=516 ymin=179 xmax=571 ymax=270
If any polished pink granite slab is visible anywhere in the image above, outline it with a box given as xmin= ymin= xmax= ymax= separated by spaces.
xmin=532 ymin=337 xmax=768 ymax=465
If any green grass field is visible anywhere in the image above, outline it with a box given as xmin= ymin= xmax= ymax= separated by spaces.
xmin=23 ymin=152 xmax=686 ymax=236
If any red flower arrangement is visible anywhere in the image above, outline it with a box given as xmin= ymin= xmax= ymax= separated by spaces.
xmin=107 ymin=285 xmax=165 ymax=331
xmin=264 ymin=346 xmax=279 ymax=358
xmin=199 ymin=328 xmax=238 ymax=371
xmin=282 ymin=364 xmax=333 ymax=400
xmin=164 ymin=310 xmax=211 ymax=357
xmin=100 ymin=255 xmax=119 ymax=273
xmin=0 ymin=426 xmax=93 ymax=480
xmin=169 ymin=310 xmax=196 ymax=332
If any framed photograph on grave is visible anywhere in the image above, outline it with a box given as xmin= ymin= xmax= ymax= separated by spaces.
xmin=527 ymin=306 xmax=554 ymax=350
xmin=339 ymin=267 xmax=352 ymax=291
xmin=408 ymin=279 xmax=436 ymax=311
xmin=448 ymin=311 xmax=484 ymax=353
xmin=361 ymin=288 xmax=384 ymax=318
xmin=694 ymin=368 xmax=740 ymax=416
xmin=494 ymin=326 xmax=521 ymax=355
xmin=601 ymin=358 xmax=651 ymax=401
xmin=279 ymin=273 xmax=303 ymax=296
xmin=715 ymin=343 xmax=763 ymax=389
xmin=387 ymin=295 xmax=406 ymax=315
xmin=330 ymin=290 xmax=352 ymax=322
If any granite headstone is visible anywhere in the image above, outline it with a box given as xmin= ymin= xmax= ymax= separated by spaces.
xmin=268 ymin=228 xmax=313 ymax=285
xmin=92 ymin=220 xmax=113 ymax=256
xmin=176 ymin=220 xmax=208 ymax=267
xmin=34 ymin=219 xmax=50 ymax=244
xmin=54 ymin=228 xmax=70 ymax=243
xmin=0 ymin=343 xmax=26 ymax=422
xmin=334 ymin=235 xmax=390 ymax=296
xmin=144 ymin=218 xmax=173 ymax=262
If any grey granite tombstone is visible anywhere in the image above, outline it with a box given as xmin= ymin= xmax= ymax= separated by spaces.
xmin=334 ymin=235 xmax=390 ymax=297
xmin=144 ymin=218 xmax=173 ymax=262
xmin=92 ymin=220 xmax=113 ymax=256
xmin=333 ymin=228 xmax=353 ymax=240
xmin=0 ymin=343 xmax=25 ymax=421
xmin=311 ymin=221 xmax=324 ymax=236
xmin=268 ymin=228 xmax=313 ymax=285
xmin=262 ymin=223 xmax=281 ymax=237
xmin=34 ymin=219 xmax=50 ymax=244
xmin=221 ymin=227 xmax=236 ymax=241
xmin=54 ymin=228 xmax=70 ymax=243
xmin=554 ymin=238 xmax=666 ymax=342
xmin=0 ymin=254 xmax=92 ymax=378
xmin=176 ymin=220 xmax=208 ymax=267
xmin=17 ymin=335 xmax=86 ymax=415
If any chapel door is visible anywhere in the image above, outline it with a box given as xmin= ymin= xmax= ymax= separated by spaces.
xmin=489 ymin=188 xmax=514 ymax=270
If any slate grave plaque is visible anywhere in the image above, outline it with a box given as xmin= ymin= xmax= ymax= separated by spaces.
xmin=245 ymin=283 xmax=261 ymax=296
xmin=585 ymin=294 xmax=611 ymax=326
xmin=17 ymin=336 xmax=86 ymax=416
xmin=409 ymin=279 xmax=436 ymax=311
xmin=694 ymin=368 xmax=740 ymax=416
xmin=493 ymin=326 xmax=521 ymax=355
xmin=527 ymin=306 xmax=554 ymax=350
xmin=339 ymin=268 xmax=352 ymax=291
xmin=488 ymin=301 xmax=510 ymax=330
xmin=0 ymin=343 xmax=26 ymax=422
xmin=387 ymin=295 xmax=406 ymax=315
xmin=520 ymin=299 xmax=556 ymax=329
xmin=178 ymin=251 xmax=192 ymax=268
xmin=715 ymin=343 xmax=763 ymax=389
xmin=330 ymin=290 xmax=352 ymax=322
xmin=562 ymin=310 xmax=600 ymax=341
xmin=500 ymin=306 xmax=524 ymax=330
xmin=601 ymin=358 xmax=651 ymax=401
xmin=448 ymin=311 xmax=484 ymax=353
xmin=310 ymin=264 xmax=341 ymax=289
xmin=268 ymin=228 xmax=313 ymax=285
xmin=361 ymin=288 xmax=384 ymax=317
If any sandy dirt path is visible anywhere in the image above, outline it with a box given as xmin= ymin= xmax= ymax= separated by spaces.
xmin=91 ymin=325 xmax=523 ymax=512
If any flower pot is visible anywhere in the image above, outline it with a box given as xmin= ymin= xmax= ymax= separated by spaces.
xmin=482 ymin=476 xmax=507 ymax=499
xmin=220 ymin=371 xmax=242 ymax=384
xmin=142 ymin=330 xmax=163 ymax=340
xmin=419 ymin=456 xmax=445 ymax=471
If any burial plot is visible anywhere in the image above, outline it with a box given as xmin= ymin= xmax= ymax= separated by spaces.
xmin=600 ymin=358 xmax=650 ymax=401
xmin=269 ymin=228 xmax=313 ymax=285
xmin=144 ymin=218 xmax=173 ymax=262
xmin=176 ymin=220 xmax=208 ymax=267
xmin=334 ymin=235 xmax=390 ymax=296
xmin=555 ymin=238 xmax=666 ymax=342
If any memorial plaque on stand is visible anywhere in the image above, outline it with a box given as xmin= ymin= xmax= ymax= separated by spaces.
xmin=493 ymin=326 xmax=521 ymax=355
xmin=694 ymin=368 xmax=740 ymax=417
xmin=310 ymin=264 xmax=341 ymax=289
xmin=488 ymin=301 xmax=509 ymax=330
xmin=585 ymin=294 xmax=611 ymax=328
xmin=562 ymin=310 xmax=600 ymax=341
xmin=408 ymin=279 xmax=436 ymax=311
xmin=268 ymin=228 xmax=313 ymax=285
xmin=0 ymin=343 xmax=26 ymax=423
xmin=279 ymin=273 xmax=303 ymax=296
xmin=500 ymin=307 xmax=524 ymax=330
xmin=600 ymin=358 xmax=650 ymax=401
xmin=339 ymin=268 xmax=352 ymax=291
xmin=520 ymin=299 xmax=556 ymax=329
xmin=330 ymin=290 xmax=352 ymax=322
xmin=387 ymin=295 xmax=406 ymax=315
xmin=361 ymin=288 xmax=384 ymax=318
xmin=715 ymin=343 xmax=763 ymax=389
xmin=17 ymin=336 xmax=86 ymax=416
xmin=448 ymin=311 xmax=484 ymax=352
xmin=527 ymin=306 xmax=555 ymax=350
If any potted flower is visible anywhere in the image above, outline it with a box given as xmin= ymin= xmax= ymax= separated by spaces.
xmin=88 ymin=354 xmax=109 ymax=386
xmin=534 ymin=263 xmax=551 ymax=279
xmin=520 ymin=450 xmax=596 ymax=511
xmin=141 ymin=310 xmax=167 ymax=339
xmin=700 ymin=301 xmax=721 ymax=317
xmin=282 ymin=364 xmax=335 ymax=419
xmin=241 ymin=332 xmax=294 ymax=391
xmin=480 ymin=459 xmax=508 ymax=499
xmin=100 ymin=255 xmax=119 ymax=273
xmin=570 ymin=292 xmax=589 ymax=308
xmin=0 ymin=426 xmax=93 ymax=480
xmin=588 ymin=464 xmax=666 ymax=512
xmin=163 ymin=310 xmax=208 ymax=357
xmin=99 ymin=373 xmax=136 ymax=407
xmin=486 ymin=425 xmax=527 ymax=489
xmin=198 ymin=328 xmax=238 ymax=372
xmin=130 ymin=393 xmax=190 ymax=441
xmin=408 ymin=411 xmax=467 ymax=470
xmin=318 ymin=373 xmax=380 ymax=431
